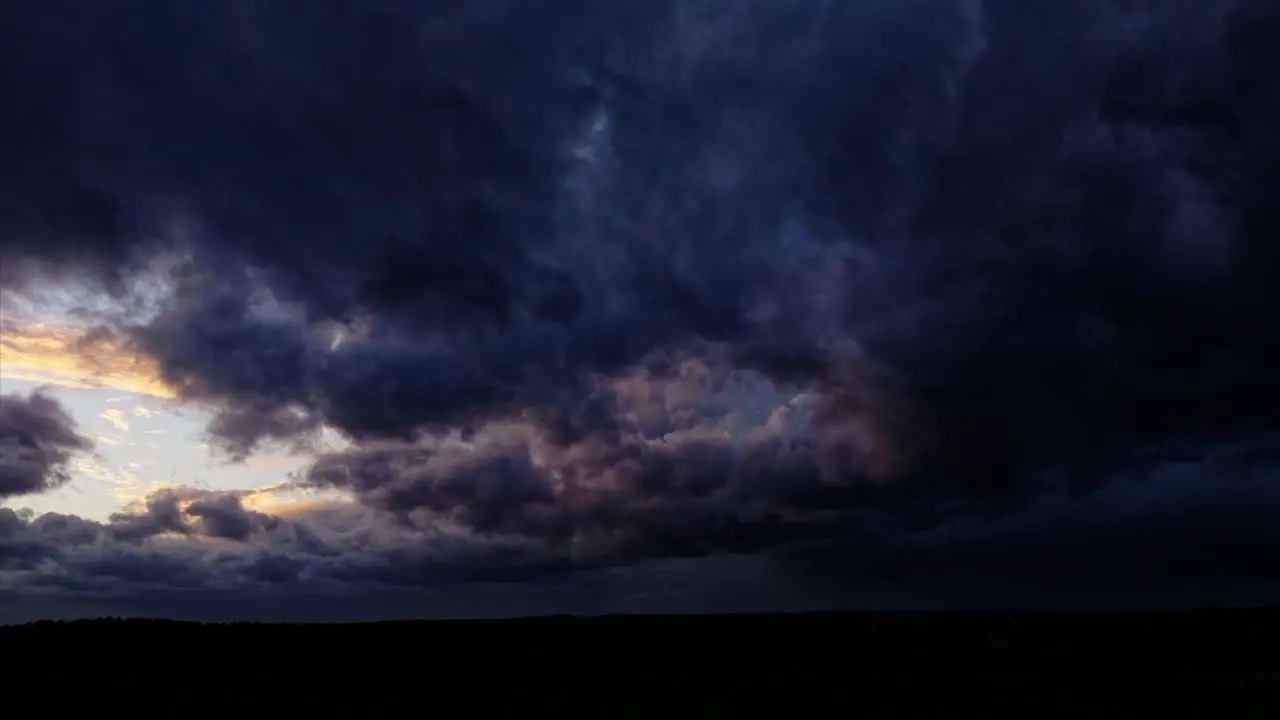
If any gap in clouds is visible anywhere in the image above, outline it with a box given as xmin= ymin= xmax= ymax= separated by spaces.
xmin=1 ymin=273 xmax=342 ymax=523
xmin=0 ymin=375 xmax=335 ymax=522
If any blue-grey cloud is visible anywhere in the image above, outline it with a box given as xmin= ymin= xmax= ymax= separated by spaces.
xmin=4 ymin=437 xmax=1280 ymax=622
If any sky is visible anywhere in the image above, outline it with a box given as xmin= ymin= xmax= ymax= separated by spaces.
xmin=3 ymin=0 xmax=1280 ymax=623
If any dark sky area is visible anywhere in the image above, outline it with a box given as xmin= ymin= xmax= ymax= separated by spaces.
xmin=3 ymin=0 xmax=1280 ymax=623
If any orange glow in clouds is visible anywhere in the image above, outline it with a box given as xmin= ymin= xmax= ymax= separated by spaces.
xmin=0 ymin=321 xmax=177 ymax=398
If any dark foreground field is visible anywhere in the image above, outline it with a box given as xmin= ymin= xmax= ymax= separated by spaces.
xmin=5 ymin=611 xmax=1279 ymax=715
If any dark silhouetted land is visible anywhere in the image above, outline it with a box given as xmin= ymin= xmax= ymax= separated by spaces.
xmin=6 ymin=610 xmax=1279 ymax=715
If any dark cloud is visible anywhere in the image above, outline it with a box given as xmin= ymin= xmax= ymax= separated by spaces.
xmin=0 ymin=391 xmax=93 ymax=499
xmin=5 ymin=438 xmax=1280 ymax=620
xmin=3 ymin=0 xmax=1280 ymax=617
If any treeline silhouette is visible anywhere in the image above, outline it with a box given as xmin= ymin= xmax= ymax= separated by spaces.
xmin=5 ymin=611 xmax=1278 ymax=715
xmin=6 ymin=609 xmax=1280 ymax=657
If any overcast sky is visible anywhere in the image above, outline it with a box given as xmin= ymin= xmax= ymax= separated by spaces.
xmin=3 ymin=0 xmax=1280 ymax=623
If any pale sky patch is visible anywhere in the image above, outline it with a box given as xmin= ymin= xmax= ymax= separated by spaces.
xmin=1 ymin=376 xmax=329 ymax=522
xmin=0 ymin=318 xmax=351 ymax=526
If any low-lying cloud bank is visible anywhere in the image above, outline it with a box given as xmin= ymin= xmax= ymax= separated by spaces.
xmin=3 ymin=0 xmax=1280 ymax=617
xmin=5 ymin=387 xmax=1280 ymax=617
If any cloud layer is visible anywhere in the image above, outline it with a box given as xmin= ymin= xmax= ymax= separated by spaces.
xmin=2 ymin=0 xmax=1280 ymax=617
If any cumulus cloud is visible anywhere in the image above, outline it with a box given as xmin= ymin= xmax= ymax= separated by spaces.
xmin=2 ymin=0 xmax=1280 ymax=616
xmin=0 ymin=391 xmax=94 ymax=499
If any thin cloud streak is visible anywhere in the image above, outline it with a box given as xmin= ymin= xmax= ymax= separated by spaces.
xmin=99 ymin=409 xmax=129 ymax=432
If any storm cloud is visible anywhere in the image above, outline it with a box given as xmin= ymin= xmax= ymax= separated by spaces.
xmin=3 ymin=0 xmax=1280 ymax=618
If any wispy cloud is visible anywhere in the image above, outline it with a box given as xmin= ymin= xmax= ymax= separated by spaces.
xmin=0 ymin=321 xmax=176 ymax=399
xmin=100 ymin=409 xmax=130 ymax=432
xmin=68 ymin=455 xmax=142 ymax=496
xmin=84 ymin=433 xmax=121 ymax=446
xmin=239 ymin=483 xmax=355 ymax=517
